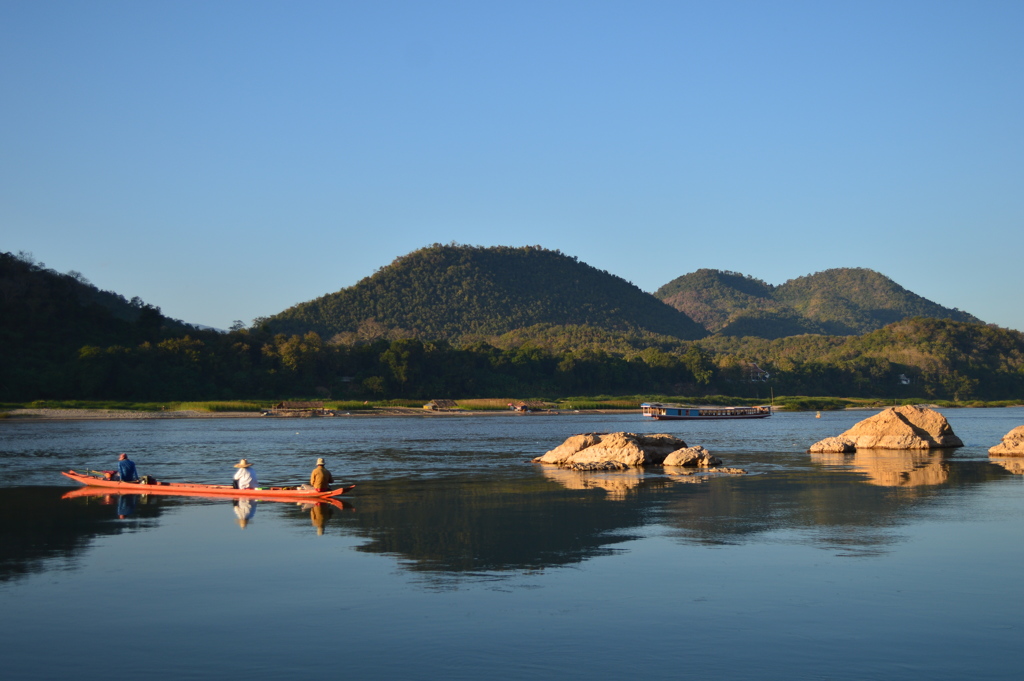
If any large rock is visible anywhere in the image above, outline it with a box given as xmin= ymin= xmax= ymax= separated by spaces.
xmin=808 ymin=436 xmax=856 ymax=454
xmin=663 ymin=445 xmax=721 ymax=468
xmin=809 ymin=405 xmax=962 ymax=452
xmin=989 ymin=426 xmax=1024 ymax=456
xmin=534 ymin=432 xmax=687 ymax=467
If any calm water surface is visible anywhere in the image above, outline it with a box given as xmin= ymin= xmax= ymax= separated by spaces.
xmin=2 ymin=409 xmax=1024 ymax=680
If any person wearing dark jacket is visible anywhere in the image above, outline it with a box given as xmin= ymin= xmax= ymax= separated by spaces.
xmin=117 ymin=453 xmax=139 ymax=482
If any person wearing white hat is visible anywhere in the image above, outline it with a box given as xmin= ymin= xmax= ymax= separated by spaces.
xmin=232 ymin=459 xmax=258 ymax=489
xmin=309 ymin=457 xmax=334 ymax=492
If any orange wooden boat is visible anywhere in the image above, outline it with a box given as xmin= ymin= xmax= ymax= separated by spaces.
xmin=61 ymin=470 xmax=354 ymax=501
xmin=61 ymin=485 xmax=354 ymax=510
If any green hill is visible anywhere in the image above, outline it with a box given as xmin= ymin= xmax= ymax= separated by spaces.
xmin=774 ymin=268 xmax=981 ymax=335
xmin=0 ymin=251 xmax=183 ymax=398
xmin=656 ymin=267 xmax=980 ymax=338
xmin=264 ymin=244 xmax=708 ymax=341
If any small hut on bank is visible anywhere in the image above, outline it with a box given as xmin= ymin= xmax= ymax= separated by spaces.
xmin=423 ymin=399 xmax=459 ymax=411
xmin=268 ymin=401 xmax=328 ymax=416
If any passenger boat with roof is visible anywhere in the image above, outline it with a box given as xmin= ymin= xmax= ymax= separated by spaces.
xmin=641 ymin=403 xmax=772 ymax=420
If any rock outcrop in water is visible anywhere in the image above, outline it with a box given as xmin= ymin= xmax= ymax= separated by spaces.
xmin=808 ymin=405 xmax=963 ymax=452
xmin=663 ymin=445 xmax=721 ymax=468
xmin=534 ymin=432 xmax=741 ymax=474
xmin=534 ymin=432 xmax=687 ymax=467
xmin=989 ymin=426 xmax=1024 ymax=456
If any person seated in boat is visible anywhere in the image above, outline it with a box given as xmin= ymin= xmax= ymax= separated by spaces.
xmin=117 ymin=453 xmax=139 ymax=483
xmin=308 ymin=457 xmax=333 ymax=492
xmin=232 ymin=459 xmax=258 ymax=489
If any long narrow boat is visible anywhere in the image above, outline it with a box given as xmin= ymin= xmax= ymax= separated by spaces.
xmin=61 ymin=470 xmax=354 ymax=500
xmin=641 ymin=402 xmax=772 ymax=420
xmin=61 ymin=485 xmax=354 ymax=510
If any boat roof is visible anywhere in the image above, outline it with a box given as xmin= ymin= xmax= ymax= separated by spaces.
xmin=641 ymin=402 xmax=768 ymax=409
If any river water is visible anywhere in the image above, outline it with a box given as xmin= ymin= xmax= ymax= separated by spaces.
xmin=1 ymin=409 xmax=1023 ymax=680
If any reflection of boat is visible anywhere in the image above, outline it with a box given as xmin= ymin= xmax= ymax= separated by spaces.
xmin=61 ymin=470 xmax=354 ymax=501
xmin=641 ymin=403 xmax=771 ymax=420
xmin=61 ymin=485 xmax=354 ymax=510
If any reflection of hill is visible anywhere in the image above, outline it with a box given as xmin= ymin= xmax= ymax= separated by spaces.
xmin=0 ymin=487 xmax=165 ymax=583
xmin=335 ymin=476 xmax=660 ymax=572
xmin=810 ymin=450 xmax=951 ymax=487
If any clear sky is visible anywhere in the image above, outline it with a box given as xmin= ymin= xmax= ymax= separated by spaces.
xmin=2 ymin=1 xmax=1022 ymax=331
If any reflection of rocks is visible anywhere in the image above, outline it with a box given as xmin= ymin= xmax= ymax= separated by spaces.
xmin=988 ymin=426 xmax=1024 ymax=456
xmin=541 ymin=466 xmax=653 ymax=499
xmin=812 ymin=449 xmax=949 ymax=487
xmin=534 ymin=432 xmax=687 ymax=466
xmin=990 ymin=458 xmax=1024 ymax=475
xmin=809 ymin=406 xmax=962 ymax=452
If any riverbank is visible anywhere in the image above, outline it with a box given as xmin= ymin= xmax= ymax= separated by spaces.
xmin=0 ymin=407 xmax=640 ymax=421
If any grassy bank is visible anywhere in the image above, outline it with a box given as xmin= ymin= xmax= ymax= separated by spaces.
xmin=2 ymin=395 xmax=1021 ymax=415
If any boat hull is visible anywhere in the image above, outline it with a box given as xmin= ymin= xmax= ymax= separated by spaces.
xmin=640 ymin=402 xmax=772 ymax=420
xmin=61 ymin=485 xmax=353 ymax=510
xmin=61 ymin=470 xmax=354 ymax=500
xmin=646 ymin=412 xmax=772 ymax=420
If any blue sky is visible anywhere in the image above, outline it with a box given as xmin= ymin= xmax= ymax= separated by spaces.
xmin=2 ymin=0 xmax=1022 ymax=331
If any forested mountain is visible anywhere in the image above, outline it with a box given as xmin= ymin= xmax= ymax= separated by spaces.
xmin=3 ymin=248 xmax=1019 ymax=404
xmin=264 ymin=244 xmax=708 ymax=341
xmin=656 ymin=267 xmax=980 ymax=338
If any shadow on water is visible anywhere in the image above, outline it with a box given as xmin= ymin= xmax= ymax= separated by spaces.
xmin=308 ymin=474 xmax=657 ymax=573
xmin=0 ymin=486 xmax=166 ymax=583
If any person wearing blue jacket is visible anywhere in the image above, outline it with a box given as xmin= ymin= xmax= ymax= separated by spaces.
xmin=117 ymin=453 xmax=139 ymax=482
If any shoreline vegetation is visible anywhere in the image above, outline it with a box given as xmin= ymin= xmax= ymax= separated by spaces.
xmin=2 ymin=396 xmax=1022 ymax=421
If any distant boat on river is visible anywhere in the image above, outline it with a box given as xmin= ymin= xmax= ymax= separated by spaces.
xmin=641 ymin=402 xmax=772 ymax=420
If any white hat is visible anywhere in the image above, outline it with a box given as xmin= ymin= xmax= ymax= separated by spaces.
xmin=316 ymin=458 xmax=325 ymax=466
xmin=234 ymin=459 xmax=252 ymax=468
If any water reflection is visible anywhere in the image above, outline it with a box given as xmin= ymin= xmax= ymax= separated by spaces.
xmin=4 ymin=450 xmax=1021 ymax=585
xmin=330 ymin=477 xmax=645 ymax=573
xmin=810 ymin=449 xmax=954 ymax=487
xmin=0 ymin=487 xmax=164 ymax=583
xmin=303 ymin=501 xmax=332 ymax=535
xmin=62 ymin=487 xmax=355 ymax=534
xmin=232 ymin=498 xmax=257 ymax=528
xmin=116 ymin=493 xmax=138 ymax=518
xmin=990 ymin=457 xmax=1024 ymax=475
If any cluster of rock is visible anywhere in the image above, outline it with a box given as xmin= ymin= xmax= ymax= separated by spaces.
xmin=989 ymin=426 xmax=1024 ymax=456
xmin=534 ymin=432 xmax=742 ymax=474
xmin=809 ymin=405 xmax=963 ymax=453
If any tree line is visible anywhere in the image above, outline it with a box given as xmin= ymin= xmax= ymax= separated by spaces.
xmin=5 ymin=317 xmax=1022 ymax=402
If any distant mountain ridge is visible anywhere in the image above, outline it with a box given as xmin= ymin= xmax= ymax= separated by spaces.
xmin=656 ymin=267 xmax=981 ymax=338
xmin=264 ymin=244 xmax=708 ymax=341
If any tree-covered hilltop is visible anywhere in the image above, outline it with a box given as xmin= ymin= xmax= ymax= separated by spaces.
xmin=264 ymin=244 xmax=708 ymax=342
xmin=773 ymin=268 xmax=981 ymax=334
xmin=0 ymin=251 xmax=184 ymax=396
xmin=655 ymin=269 xmax=826 ymax=338
xmin=656 ymin=267 xmax=981 ymax=338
